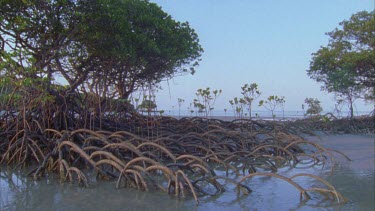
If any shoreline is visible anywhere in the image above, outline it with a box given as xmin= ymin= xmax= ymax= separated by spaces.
xmin=158 ymin=115 xmax=304 ymax=122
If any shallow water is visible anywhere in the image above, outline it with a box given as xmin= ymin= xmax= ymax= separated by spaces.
xmin=1 ymin=134 xmax=374 ymax=211
xmin=305 ymin=134 xmax=375 ymax=211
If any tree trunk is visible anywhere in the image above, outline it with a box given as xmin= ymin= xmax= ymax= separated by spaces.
xmin=348 ymin=95 xmax=354 ymax=119
xmin=249 ymin=103 xmax=252 ymax=120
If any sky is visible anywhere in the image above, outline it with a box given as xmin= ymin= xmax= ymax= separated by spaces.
xmin=147 ymin=0 xmax=374 ymax=114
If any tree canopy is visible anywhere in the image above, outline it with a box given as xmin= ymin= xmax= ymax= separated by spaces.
xmin=307 ymin=11 xmax=374 ymax=117
xmin=0 ymin=0 xmax=203 ymax=99
xmin=307 ymin=11 xmax=374 ymax=98
xmin=79 ymin=0 xmax=203 ymax=99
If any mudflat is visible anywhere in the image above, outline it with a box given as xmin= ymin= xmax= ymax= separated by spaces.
xmin=306 ymin=134 xmax=374 ymax=171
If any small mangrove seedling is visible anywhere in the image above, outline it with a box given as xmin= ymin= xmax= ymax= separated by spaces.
xmin=188 ymin=103 xmax=194 ymax=116
xmin=138 ymin=95 xmax=157 ymax=116
xmin=279 ymin=96 xmax=286 ymax=120
xmin=241 ymin=83 xmax=261 ymax=120
xmin=194 ymin=87 xmax=222 ymax=118
xmin=259 ymin=95 xmax=284 ymax=121
xmin=178 ymin=98 xmax=185 ymax=118
xmin=304 ymin=97 xmax=323 ymax=117
xmin=229 ymin=97 xmax=245 ymax=118
xmin=193 ymin=99 xmax=205 ymax=116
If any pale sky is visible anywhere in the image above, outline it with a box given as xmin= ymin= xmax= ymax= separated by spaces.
xmin=149 ymin=0 xmax=374 ymax=113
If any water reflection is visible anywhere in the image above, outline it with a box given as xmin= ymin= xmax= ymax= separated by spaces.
xmin=323 ymin=163 xmax=374 ymax=211
xmin=1 ymin=135 xmax=374 ymax=210
xmin=1 ymin=168 xmax=194 ymax=211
